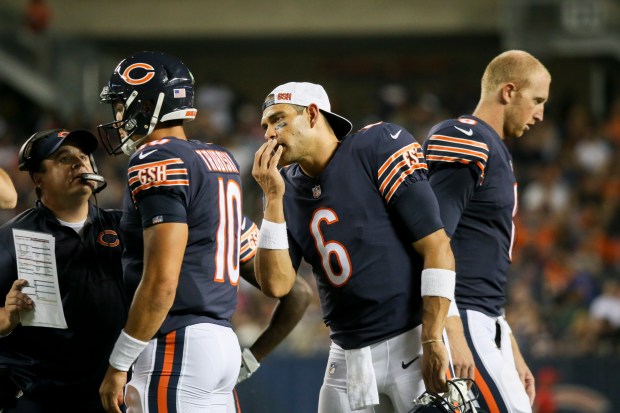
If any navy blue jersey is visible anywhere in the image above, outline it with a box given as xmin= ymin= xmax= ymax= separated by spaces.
xmin=0 ymin=202 xmax=126 ymax=405
xmin=240 ymin=216 xmax=258 ymax=264
xmin=121 ymin=137 xmax=242 ymax=336
xmin=281 ymin=122 xmax=443 ymax=350
xmin=423 ymin=115 xmax=516 ymax=316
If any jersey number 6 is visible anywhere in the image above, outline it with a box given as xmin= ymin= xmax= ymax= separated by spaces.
xmin=310 ymin=208 xmax=352 ymax=287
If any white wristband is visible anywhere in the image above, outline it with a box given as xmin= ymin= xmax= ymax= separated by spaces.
xmin=421 ymin=268 xmax=455 ymax=302
xmin=447 ymin=300 xmax=460 ymax=317
xmin=109 ymin=329 xmax=149 ymax=372
xmin=257 ymin=219 xmax=289 ymax=250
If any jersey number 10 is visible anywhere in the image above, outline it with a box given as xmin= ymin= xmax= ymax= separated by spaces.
xmin=214 ymin=178 xmax=242 ymax=285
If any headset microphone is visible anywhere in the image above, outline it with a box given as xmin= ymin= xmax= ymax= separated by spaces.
xmin=80 ymin=173 xmax=107 ymax=194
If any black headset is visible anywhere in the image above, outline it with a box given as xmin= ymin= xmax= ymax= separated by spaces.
xmin=18 ymin=129 xmax=59 ymax=173
xmin=18 ymin=129 xmax=107 ymax=193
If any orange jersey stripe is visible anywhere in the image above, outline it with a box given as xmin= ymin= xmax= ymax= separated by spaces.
xmin=425 ymin=156 xmax=486 ymax=175
xmin=379 ymin=159 xmax=410 ymax=194
xmin=158 ymin=331 xmax=177 ymax=413
xmin=474 ymin=367 xmax=500 ymax=413
xmin=128 ymin=170 xmax=188 ymax=186
xmin=166 ymin=168 xmax=188 ymax=174
xmin=240 ymin=241 xmax=253 ymax=255
xmin=377 ymin=143 xmax=419 ymax=177
xmin=128 ymin=158 xmax=182 ymax=173
xmin=241 ymin=247 xmax=257 ymax=263
xmin=429 ymin=135 xmax=489 ymax=150
xmin=241 ymin=223 xmax=258 ymax=242
xmin=384 ymin=166 xmax=424 ymax=203
xmin=131 ymin=180 xmax=190 ymax=197
xmin=379 ymin=160 xmax=426 ymax=196
xmin=233 ymin=388 xmax=242 ymax=412
xmin=426 ymin=155 xmax=471 ymax=163
xmin=426 ymin=144 xmax=489 ymax=161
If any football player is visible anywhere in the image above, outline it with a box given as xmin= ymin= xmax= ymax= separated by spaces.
xmin=252 ymin=82 xmax=456 ymax=412
xmin=228 ymin=215 xmax=313 ymax=411
xmin=97 ymin=51 xmax=243 ymax=413
xmin=423 ymin=50 xmax=551 ymax=413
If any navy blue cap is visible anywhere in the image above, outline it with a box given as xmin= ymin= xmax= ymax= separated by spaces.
xmin=19 ymin=129 xmax=98 ymax=173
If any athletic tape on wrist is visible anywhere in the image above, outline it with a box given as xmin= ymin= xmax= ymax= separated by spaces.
xmin=258 ymin=219 xmax=288 ymax=249
xmin=109 ymin=329 xmax=149 ymax=372
xmin=421 ymin=268 xmax=455 ymax=301
xmin=447 ymin=300 xmax=460 ymax=317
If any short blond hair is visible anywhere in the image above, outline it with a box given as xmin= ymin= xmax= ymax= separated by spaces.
xmin=480 ymin=50 xmax=550 ymax=97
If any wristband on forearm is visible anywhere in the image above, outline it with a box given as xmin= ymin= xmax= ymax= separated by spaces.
xmin=109 ymin=329 xmax=149 ymax=372
xmin=257 ymin=219 xmax=288 ymax=250
xmin=421 ymin=268 xmax=456 ymax=302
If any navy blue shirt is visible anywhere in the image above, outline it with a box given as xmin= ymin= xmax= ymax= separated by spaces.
xmin=121 ymin=137 xmax=242 ymax=336
xmin=0 ymin=202 xmax=126 ymax=408
xmin=423 ymin=115 xmax=516 ymax=316
xmin=282 ymin=122 xmax=443 ymax=349
xmin=240 ymin=216 xmax=258 ymax=265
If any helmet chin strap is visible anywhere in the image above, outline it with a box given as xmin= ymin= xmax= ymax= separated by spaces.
xmin=121 ymin=135 xmax=147 ymax=156
xmin=121 ymin=92 xmax=165 ymax=156
xmin=146 ymin=92 xmax=165 ymax=136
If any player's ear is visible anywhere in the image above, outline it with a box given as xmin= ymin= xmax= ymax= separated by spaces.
xmin=306 ymin=103 xmax=321 ymax=128
xmin=32 ymin=172 xmax=43 ymax=187
xmin=500 ymin=83 xmax=516 ymax=104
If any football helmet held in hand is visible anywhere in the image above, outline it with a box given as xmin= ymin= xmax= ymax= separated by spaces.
xmin=409 ymin=378 xmax=482 ymax=413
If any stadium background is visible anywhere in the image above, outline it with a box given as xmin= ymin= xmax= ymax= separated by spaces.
xmin=1 ymin=0 xmax=620 ymax=411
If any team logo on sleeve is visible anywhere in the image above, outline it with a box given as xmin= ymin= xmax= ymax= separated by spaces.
xmin=127 ymin=157 xmax=188 ymax=202
xmin=377 ymin=142 xmax=427 ymax=203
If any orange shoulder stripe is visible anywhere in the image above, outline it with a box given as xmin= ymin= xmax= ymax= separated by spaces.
xmin=429 ymin=135 xmax=489 ymax=150
xmin=128 ymin=158 xmax=183 ymax=173
xmin=377 ymin=143 xmax=419 ymax=177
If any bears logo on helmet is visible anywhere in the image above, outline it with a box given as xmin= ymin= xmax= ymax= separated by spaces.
xmin=409 ymin=379 xmax=483 ymax=413
xmin=97 ymin=51 xmax=197 ymax=156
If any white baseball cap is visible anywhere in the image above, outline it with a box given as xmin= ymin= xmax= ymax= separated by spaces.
xmin=262 ymin=82 xmax=353 ymax=139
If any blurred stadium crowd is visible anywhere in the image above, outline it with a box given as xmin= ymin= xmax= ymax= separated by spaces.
xmin=1 ymin=76 xmax=619 ymax=361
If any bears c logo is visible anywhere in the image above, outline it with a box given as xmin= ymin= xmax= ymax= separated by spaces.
xmin=97 ymin=230 xmax=120 ymax=247
xmin=121 ymin=63 xmax=155 ymax=85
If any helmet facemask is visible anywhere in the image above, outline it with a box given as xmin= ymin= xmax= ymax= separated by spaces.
xmin=97 ymin=51 xmax=197 ymax=156
xmin=409 ymin=379 xmax=482 ymax=413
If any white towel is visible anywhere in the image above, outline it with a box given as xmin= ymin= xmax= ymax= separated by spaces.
xmin=345 ymin=346 xmax=379 ymax=410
